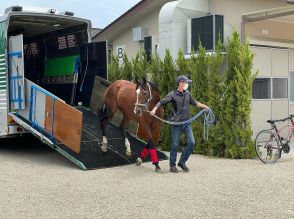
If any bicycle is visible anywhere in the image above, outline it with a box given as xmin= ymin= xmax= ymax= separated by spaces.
xmin=255 ymin=114 xmax=293 ymax=164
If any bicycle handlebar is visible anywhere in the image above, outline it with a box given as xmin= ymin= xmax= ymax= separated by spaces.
xmin=267 ymin=114 xmax=294 ymax=124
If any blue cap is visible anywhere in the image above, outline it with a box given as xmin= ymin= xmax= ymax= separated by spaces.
xmin=176 ymin=75 xmax=192 ymax=84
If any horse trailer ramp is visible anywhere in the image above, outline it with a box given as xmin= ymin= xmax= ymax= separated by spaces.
xmin=10 ymin=106 xmax=167 ymax=170
xmin=8 ymin=79 xmax=167 ymax=170
xmin=55 ymin=106 xmax=167 ymax=169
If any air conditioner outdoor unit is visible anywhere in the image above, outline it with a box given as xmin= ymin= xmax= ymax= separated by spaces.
xmin=132 ymin=27 xmax=147 ymax=42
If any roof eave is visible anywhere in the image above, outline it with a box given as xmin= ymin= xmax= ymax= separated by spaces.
xmin=93 ymin=0 xmax=148 ymax=39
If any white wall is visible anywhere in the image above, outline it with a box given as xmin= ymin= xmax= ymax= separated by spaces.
xmin=212 ymin=0 xmax=288 ymax=33
xmin=158 ymin=0 xmax=289 ymax=59
xmin=110 ymin=7 xmax=162 ymax=59
xmin=251 ymin=46 xmax=290 ymax=137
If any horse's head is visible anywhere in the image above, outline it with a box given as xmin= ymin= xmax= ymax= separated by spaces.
xmin=134 ymin=77 xmax=152 ymax=116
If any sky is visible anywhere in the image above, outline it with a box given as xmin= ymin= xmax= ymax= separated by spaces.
xmin=0 ymin=0 xmax=141 ymax=28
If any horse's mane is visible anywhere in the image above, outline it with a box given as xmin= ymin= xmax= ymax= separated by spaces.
xmin=147 ymin=81 xmax=160 ymax=93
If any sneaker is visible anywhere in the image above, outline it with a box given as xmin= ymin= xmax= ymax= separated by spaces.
xmin=170 ymin=166 xmax=179 ymax=173
xmin=177 ymin=163 xmax=189 ymax=172
xmin=155 ymin=165 xmax=161 ymax=173
xmin=136 ymin=157 xmax=143 ymax=166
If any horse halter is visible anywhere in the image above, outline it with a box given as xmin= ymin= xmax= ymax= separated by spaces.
xmin=134 ymin=82 xmax=152 ymax=116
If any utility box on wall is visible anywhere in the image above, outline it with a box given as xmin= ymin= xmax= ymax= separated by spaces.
xmin=132 ymin=27 xmax=148 ymax=42
xmin=191 ymin=14 xmax=224 ymax=51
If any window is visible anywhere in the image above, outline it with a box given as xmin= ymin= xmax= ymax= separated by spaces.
xmin=273 ymin=78 xmax=288 ymax=99
xmin=290 ymin=71 xmax=294 ymax=103
xmin=253 ymin=77 xmax=288 ymax=99
xmin=253 ymin=78 xmax=271 ymax=99
xmin=144 ymin=36 xmax=152 ymax=63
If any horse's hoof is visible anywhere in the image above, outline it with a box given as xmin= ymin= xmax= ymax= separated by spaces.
xmin=136 ymin=157 xmax=142 ymax=166
xmin=155 ymin=164 xmax=161 ymax=173
xmin=126 ymin=150 xmax=132 ymax=157
xmin=155 ymin=170 xmax=161 ymax=173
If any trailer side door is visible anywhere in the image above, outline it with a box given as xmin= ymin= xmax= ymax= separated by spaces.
xmin=8 ymin=34 xmax=25 ymax=110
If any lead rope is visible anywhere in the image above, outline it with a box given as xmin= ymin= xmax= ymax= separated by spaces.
xmin=142 ymin=106 xmax=215 ymax=141
xmin=134 ymin=83 xmax=215 ymax=140
xmin=202 ymin=109 xmax=215 ymax=141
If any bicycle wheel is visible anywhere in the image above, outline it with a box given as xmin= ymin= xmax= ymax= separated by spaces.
xmin=255 ymin=129 xmax=281 ymax=164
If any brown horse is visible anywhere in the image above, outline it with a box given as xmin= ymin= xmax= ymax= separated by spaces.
xmin=99 ymin=77 xmax=163 ymax=170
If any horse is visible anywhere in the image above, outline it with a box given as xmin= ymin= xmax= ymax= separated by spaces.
xmin=99 ymin=77 xmax=163 ymax=171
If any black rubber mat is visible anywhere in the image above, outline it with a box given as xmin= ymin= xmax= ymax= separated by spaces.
xmin=55 ymin=106 xmax=168 ymax=169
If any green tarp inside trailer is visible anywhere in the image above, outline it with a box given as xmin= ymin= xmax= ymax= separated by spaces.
xmin=44 ymin=55 xmax=79 ymax=77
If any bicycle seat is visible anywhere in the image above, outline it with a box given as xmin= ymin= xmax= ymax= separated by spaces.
xmin=266 ymin=120 xmax=274 ymax=124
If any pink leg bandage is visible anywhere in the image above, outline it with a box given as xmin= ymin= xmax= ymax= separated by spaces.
xmin=140 ymin=148 xmax=149 ymax=159
xmin=150 ymin=148 xmax=158 ymax=164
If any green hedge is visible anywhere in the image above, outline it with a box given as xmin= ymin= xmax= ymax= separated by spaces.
xmin=107 ymin=31 xmax=256 ymax=159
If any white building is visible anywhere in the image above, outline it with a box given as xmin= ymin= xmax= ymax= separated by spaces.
xmin=93 ymin=0 xmax=294 ymax=137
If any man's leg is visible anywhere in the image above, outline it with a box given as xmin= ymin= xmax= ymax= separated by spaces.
xmin=179 ymin=124 xmax=195 ymax=166
xmin=170 ymin=125 xmax=181 ymax=168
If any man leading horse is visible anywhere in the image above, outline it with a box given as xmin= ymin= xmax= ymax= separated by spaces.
xmin=149 ymin=75 xmax=209 ymax=173
xmin=100 ymin=75 xmax=209 ymax=173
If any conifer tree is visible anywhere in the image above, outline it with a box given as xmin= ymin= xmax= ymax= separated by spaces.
xmin=108 ymin=55 xmax=121 ymax=82
xmin=176 ymin=49 xmax=189 ymax=76
xmin=190 ymin=43 xmax=210 ymax=154
xmin=121 ymin=54 xmax=133 ymax=81
xmin=132 ymin=49 xmax=149 ymax=82
xmin=206 ymin=40 xmax=225 ymax=156
xmin=149 ymin=53 xmax=162 ymax=86
xmin=223 ymin=31 xmax=256 ymax=158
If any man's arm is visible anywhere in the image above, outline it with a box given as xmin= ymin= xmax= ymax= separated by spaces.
xmin=150 ymin=91 xmax=173 ymax=115
xmin=189 ymin=93 xmax=208 ymax=109
xmin=197 ymin=102 xmax=209 ymax=109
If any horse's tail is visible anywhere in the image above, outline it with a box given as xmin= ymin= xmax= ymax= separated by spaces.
xmin=98 ymin=104 xmax=112 ymax=137
xmin=98 ymin=104 xmax=112 ymax=121
xmin=99 ymin=82 xmax=121 ymax=120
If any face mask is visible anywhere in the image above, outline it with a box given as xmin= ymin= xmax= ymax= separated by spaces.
xmin=183 ymin=83 xmax=189 ymax=90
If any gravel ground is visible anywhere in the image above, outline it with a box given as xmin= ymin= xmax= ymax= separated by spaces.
xmin=0 ymin=140 xmax=294 ymax=219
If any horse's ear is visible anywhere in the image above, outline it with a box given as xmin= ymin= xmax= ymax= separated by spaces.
xmin=142 ymin=77 xmax=147 ymax=85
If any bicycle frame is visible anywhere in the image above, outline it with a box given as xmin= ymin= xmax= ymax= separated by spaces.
xmin=255 ymin=114 xmax=294 ymax=164
xmin=268 ymin=119 xmax=294 ymax=149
